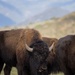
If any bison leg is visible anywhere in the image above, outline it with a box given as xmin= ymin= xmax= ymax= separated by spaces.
xmin=17 ymin=64 xmax=23 ymax=75
xmin=58 ymin=59 xmax=73 ymax=75
xmin=22 ymin=70 xmax=29 ymax=75
xmin=0 ymin=61 xmax=4 ymax=74
xmin=17 ymin=65 xmax=29 ymax=75
xmin=22 ymin=66 xmax=31 ymax=75
xmin=4 ymin=64 xmax=12 ymax=75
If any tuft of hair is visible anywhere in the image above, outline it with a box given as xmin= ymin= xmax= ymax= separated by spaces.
xmin=16 ymin=28 xmax=43 ymax=52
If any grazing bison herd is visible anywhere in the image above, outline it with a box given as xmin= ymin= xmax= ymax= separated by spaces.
xmin=0 ymin=28 xmax=75 ymax=75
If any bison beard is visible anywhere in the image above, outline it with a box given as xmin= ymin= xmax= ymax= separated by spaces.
xmin=0 ymin=29 xmax=53 ymax=75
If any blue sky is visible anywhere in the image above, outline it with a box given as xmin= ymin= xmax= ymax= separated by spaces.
xmin=0 ymin=0 xmax=75 ymax=26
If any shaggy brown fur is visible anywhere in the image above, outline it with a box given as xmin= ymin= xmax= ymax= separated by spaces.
xmin=43 ymin=37 xmax=58 ymax=47
xmin=0 ymin=28 xmax=50 ymax=75
xmin=42 ymin=37 xmax=58 ymax=65
xmin=39 ymin=37 xmax=58 ymax=75
xmin=55 ymin=35 xmax=75 ymax=75
xmin=43 ymin=37 xmax=58 ymax=55
xmin=46 ymin=35 xmax=75 ymax=75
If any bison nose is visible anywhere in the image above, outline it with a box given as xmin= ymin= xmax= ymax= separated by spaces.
xmin=39 ymin=66 xmax=47 ymax=72
xmin=39 ymin=69 xmax=43 ymax=72
xmin=41 ymin=66 xmax=47 ymax=70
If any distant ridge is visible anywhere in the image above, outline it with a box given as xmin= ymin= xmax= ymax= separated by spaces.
xmin=20 ymin=7 xmax=69 ymax=25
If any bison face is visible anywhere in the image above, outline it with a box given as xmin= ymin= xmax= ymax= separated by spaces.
xmin=38 ymin=61 xmax=48 ymax=75
xmin=26 ymin=41 xmax=54 ymax=75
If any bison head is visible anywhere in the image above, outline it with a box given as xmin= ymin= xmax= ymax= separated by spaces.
xmin=26 ymin=41 xmax=54 ymax=75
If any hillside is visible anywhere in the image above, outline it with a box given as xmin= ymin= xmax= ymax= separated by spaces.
xmin=27 ymin=12 xmax=75 ymax=39
xmin=0 ymin=12 xmax=75 ymax=39
xmin=57 ymin=12 xmax=75 ymax=25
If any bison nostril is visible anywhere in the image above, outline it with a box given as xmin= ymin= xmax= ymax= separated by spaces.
xmin=38 ymin=67 xmax=47 ymax=73
xmin=39 ymin=69 xmax=43 ymax=72
xmin=41 ymin=67 xmax=47 ymax=70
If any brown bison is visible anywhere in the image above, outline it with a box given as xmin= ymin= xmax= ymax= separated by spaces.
xmin=43 ymin=37 xmax=59 ymax=74
xmin=44 ymin=35 xmax=75 ymax=75
xmin=40 ymin=37 xmax=58 ymax=75
xmin=55 ymin=35 xmax=75 ymax=75
xmin=38 ymin=37 xmax=58 ymax=74
xmin=0 ymin=29 xmax=53 ymax=75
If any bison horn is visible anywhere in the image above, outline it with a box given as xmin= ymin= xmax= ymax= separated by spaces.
xmin=49 ymin=42 xmax=54 ymax=51
xmin=25 ymin=44 xmax=33 ymax=52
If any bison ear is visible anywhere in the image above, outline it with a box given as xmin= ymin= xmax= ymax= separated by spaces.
xmin=25 ymin=44 xmax=33 ymax=52
xmin=49 ymin=43 xmax=54 ymax=52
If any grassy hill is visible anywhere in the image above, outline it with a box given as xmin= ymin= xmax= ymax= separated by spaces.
xmin=29 ymin=12 xmax=75 ymax=39
xmin=33 ymin=22 xmax=75 ymax=39
xmin=1 ymin=12 xmax=75 ymax=39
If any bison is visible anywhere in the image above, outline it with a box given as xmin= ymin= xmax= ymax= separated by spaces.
xmin=0 ymin=29 xmax=53 ymax=75
xmin=39 ymin=37 xmax=58 ymax=74
xmin=55 ymin=35 xmax=75 ymax=75
xmin=43 ymin=35 xmax=75 ymax=75
xmin=43 ymin=37 xmax=59 ymax=75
